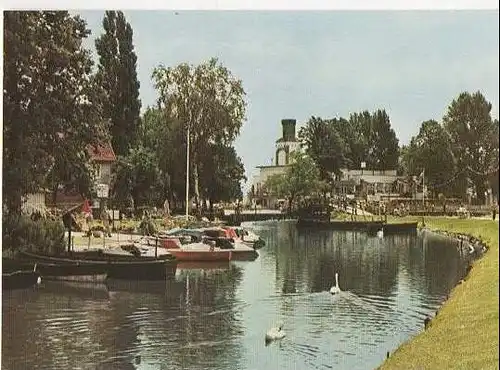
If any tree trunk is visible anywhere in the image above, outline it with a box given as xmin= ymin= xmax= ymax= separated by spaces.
xmin=193 ymin=162 xmax=201 ymax=213
xmin=288 ymin=196 xmax=294 ymax=215
xmin=52 ymin=183 xmax=59 ymax=207
xmin=473 ymin=174 xmax=487 ymax=204
xmin=209 ymin=198 xmax=214 ymax=220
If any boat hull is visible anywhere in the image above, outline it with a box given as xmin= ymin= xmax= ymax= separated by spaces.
xmin=167 ymin=249 xmax=232 ymax=262
xmin=2 ymin=270 xmax=40 ymax=290
xmin=17 ymin=252 xmax=177 ymax=281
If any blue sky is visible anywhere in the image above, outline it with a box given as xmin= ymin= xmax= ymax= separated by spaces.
xmin=77 ymin=10 xmax=499 ymax=189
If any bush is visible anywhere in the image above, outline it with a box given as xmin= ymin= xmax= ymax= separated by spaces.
xmin=2 ymin=213 xmax=65 ymax=255
xmin=139 ymin=218 xmax=157 ymax=236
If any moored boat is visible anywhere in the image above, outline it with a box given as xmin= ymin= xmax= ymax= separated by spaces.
xmin=199 ymin=228 xmax=259 ymax=260
xmin=166 ymin=242 xmax=232 ymax=262
xmin=2 ymin=268 xmax=41 ymax=290
xmin=226 ymin=226 xmax=266 ymax=249
xmin=18 ymin=251 xmax=177 ymax=281
xmin=3 ymin=258 xmax=107 ymax=283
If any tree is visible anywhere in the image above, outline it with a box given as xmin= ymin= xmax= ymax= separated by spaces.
xmin=403 ymin=120 xmax=459 ymax=197
xmin=298 ymin=116 xmax=347 ymax=181
xmin=95 ymin=11 xmax=141 ymax=157
xmin=152 ymin=58 xmax=247 ymax=209
xmin=3 ymin=11 xmax=105 ymax=213
xmin=347 ymin=110 xmax=399 ymax=170
xmin=443 ymin=91 xmax=499 ymax=202
xmin=200 ymin=144 xmax=246 ymax=211
xmin=264 ymin=152 xmax=321 ymax=212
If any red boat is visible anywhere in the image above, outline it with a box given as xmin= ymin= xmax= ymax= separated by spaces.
xmin=166 ymin=243 xmax=232 ymax=262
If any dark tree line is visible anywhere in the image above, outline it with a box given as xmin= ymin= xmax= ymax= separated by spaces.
xmin=298 ymin=109 xmax=400 ymax=182
xmin=298 ymin=93 xmax=498 ymax=203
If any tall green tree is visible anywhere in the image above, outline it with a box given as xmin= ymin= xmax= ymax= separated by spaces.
xmin=403 ymin=120 xmax=459 ymax=197
xmin=152 ymin=58 xmax=247 ymax=208
xmin=3 ymin=11 xmax=105 ymax=213
xmin=298 ymin=116 xmax=347 ymax=181
xmin=95 ymin=10 xmax=141 ymax=157
xmin=200 ymin=144 xmax=246 ymax=210
xmin=347 ymin=110 xmax=399 ymax=170
xmin=443 ymin=91 xmax=498 ymax=202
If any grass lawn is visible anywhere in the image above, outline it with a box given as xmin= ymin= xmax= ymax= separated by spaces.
xmin=378 ymin=216 xmax=499 ymax=370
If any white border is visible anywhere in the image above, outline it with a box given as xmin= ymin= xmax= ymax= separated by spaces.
xmin=2 ymin=0 xmax=499 ymax=10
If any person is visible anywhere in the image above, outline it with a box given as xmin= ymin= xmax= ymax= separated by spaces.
xmin=101 ymin=208 xmax=111 ymax=237
xmin=84 ymin=211 xmax=93 ymax=237
xmin=493 ymin=205 xmax=497 ymax=221
xmin=163 ymin=198 xmax=171 ymax=217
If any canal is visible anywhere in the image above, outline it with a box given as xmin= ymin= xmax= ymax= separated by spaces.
xmin=2 ymin=221 xmax=472 ymax=370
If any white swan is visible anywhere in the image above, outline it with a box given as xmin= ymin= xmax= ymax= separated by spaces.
xmin=329 ymin=273 xmax=341 ymax=295
xmin=265 ymin=322 xmax=286 ymax=344
xmin=377 ymin=229 xmax=384 ymax=238
xmin=33 ymin=263 xmax=42 ymax=284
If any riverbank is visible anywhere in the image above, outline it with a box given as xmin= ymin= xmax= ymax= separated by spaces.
xmin=378 ymin=217 xmax=499 ymax=370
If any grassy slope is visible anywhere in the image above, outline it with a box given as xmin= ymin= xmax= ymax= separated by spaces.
xmin=378 ymin=217 xmax=499 ymax=370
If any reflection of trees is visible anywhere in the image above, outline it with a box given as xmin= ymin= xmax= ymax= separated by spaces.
xmin=406 ymin=231 xmax=465 ymax=298
xmin=274 ymin=223 xmax=399 ymax=297
xmin=165 ymin=264 xmax=244 ymax=369
xmin=2 ymin=264 xmax=245 ymax=370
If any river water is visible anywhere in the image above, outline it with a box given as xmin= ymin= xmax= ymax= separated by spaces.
xmin=2 ymin=221 xmax=471 ymax=370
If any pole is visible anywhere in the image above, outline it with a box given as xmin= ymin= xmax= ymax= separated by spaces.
xmin=185 ymin=124 xmax=190 ymax=221
xmin=67 ymin=226 xmax=71 ymax=253
xmin=422 ymin=169 xmax=425 ymax=210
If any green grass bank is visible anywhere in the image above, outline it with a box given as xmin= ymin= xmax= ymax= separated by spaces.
xmin=377 ymin=217 xmax=499 ymax=370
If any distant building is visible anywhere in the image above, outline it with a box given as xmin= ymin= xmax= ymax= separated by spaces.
xmin=252 ymin=119 xmax=301 ymax=208
xmin=334 ymin=168 xmax=413 ymax=201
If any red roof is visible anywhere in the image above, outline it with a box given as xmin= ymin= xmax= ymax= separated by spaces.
xmin=87 ymin=143 xmax=116 ymax=162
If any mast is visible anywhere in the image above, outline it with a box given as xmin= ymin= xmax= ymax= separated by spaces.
xmin=185 ymin=125 xmax=190 ymax=220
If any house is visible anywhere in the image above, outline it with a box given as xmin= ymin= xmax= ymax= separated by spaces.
xmin=251 ymin=119 xmax=301 ymax=208
xmin=87 ymin=143 xmax=117 ymax=187
xmin=49 ymin=142 xmax=117 ymax=209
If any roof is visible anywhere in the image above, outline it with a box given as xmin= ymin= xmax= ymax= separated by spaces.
xmin=87 ymin=143 xmax=116 ymax=162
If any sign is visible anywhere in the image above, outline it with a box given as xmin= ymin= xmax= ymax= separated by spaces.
xmin=96 ymin=183 xmax=109 ymax=198
xmin=361 ymin=162 xmax=366 ymax=169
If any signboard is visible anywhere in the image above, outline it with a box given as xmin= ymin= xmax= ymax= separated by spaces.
xmin=361 ymin=162 xmax=366 ymax=169
xmin=96 ymin=183 xmax=109 ymax=198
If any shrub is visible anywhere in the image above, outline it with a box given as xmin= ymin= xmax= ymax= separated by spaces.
xmin=139 ymin=218 xmax=157 ymax=235
xmin=2 ymin=213 xmax=65 ymax=255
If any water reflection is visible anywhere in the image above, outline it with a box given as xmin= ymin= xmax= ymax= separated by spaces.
xmin=3 ymin=222 xmax=471 ymax=370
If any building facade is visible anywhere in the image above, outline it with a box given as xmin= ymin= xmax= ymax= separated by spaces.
xmin=252 ymin=119 xmax=301 ymax=208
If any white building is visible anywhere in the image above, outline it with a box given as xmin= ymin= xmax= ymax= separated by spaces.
xmin=252 ymin=119 xmax=301 ymax=208
xmin=334 ymin=168 xmax=408 ymax=201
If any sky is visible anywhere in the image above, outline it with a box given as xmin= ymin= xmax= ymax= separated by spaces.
xmin=76 ymin=10 xmax=499 ymax=191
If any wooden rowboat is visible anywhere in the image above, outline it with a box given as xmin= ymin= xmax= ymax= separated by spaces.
xmin=17 ymin=251 xmax=177 ymax=281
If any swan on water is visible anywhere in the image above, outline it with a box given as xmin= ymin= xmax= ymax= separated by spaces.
xmin=265 ymin=322 xmax=286 ymax=344
xmin=377 ymin=229 xmax=384 ymax=238
xmin=329 ymin=273 xmax=341 ymax=295
xmin=33 ymin=263 xmax=42 ymax=284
